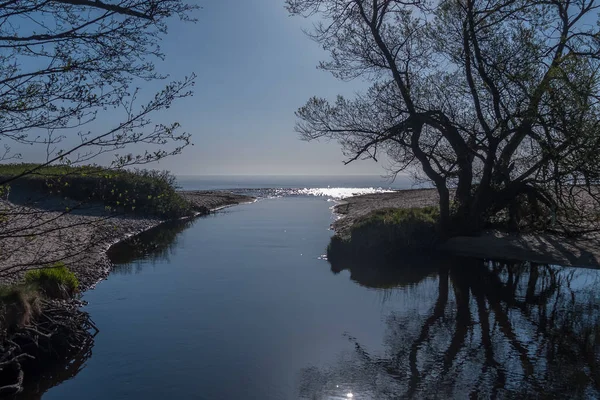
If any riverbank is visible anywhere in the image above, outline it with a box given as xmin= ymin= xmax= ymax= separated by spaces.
xmin=0 ymin=190 xmax=254 ymax=395
xmin=333 ymin=189 xmax=600 ymax=268
xmin=0 ymin=191 xmax=255 ymax=290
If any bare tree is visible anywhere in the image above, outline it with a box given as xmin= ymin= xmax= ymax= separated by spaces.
xmin=287 ymin=0 xmax=600 ymax=235
xmin=0 ymin=0 xmax=200 ymax=283
xmin=0 ymin=2 xmax=199 ymax=394
xmin=0 ymin=0 xmax=197 ymax=172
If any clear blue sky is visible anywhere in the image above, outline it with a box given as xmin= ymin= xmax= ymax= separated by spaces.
xmin=143 ymin=0 xmax=387 ymax=175
xmin=14 ymin=0 xmax=390 ymax=175
xmin=117 ymin=0 xmax=385 ymax=175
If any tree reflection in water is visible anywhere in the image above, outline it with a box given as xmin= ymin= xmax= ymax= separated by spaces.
xmin=13 ymin=219 xmax=196 ymax=399
xmin=107 ymin=219 xmax=196 ymax=274
xmin=302 ymin=254 xmax=600 ymax=399
xmin=15 ymin=334 xmax=94 ymax=400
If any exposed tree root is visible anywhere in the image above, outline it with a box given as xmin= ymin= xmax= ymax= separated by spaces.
xmin=0 ymin=298 xmax=97 ymax=395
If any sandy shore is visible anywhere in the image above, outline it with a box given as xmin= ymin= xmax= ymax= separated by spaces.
xmin=178 ymin=190 xmax=255 ymax=211
xmin=333 ymin=189 xmax=440 ymax=238
xmin=333 ymin=189 xmax=600 ymax=268
xmin=0 ymin=191 xmax=254 ymax=290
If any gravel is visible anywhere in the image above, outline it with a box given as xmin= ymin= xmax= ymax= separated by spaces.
xmin=333 ymin=189 xmax=440 ymax=238
xmin=333 ymin=189 xmax=600 ymax=268
xmin=178 ymin=191 xmax=255 ymax=212
xmin=0 ymin=191 xmax=255 ymax=291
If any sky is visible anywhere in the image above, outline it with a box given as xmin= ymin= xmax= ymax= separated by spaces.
xmin=11 ymin=1 xmax=597 ymax=177
xmin=9 ymin=0 xmax=405 ymax=176
xmin=9 ymin=0 xmax=389 ymax=176
xmin=143 ymin=0 xmax=386 ymax=176
xmin=11 ymin=0 xmax=397 ymax=176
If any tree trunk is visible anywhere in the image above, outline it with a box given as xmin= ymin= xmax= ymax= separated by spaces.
xmin=437 ymin=184 xmax=451 ymax=236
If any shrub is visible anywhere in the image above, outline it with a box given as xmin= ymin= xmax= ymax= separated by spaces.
xmin=328 ymin=206 xmax=440 ymax=261
xmin=24 ymin=263 xmax=79 ymax=299
xmin=0 ymin=163 xmax=194 ymax=219
xmin=0 ymin=285 xmax=41 ymax=330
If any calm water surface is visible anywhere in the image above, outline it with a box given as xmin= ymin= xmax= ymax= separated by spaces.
xmin=18 ymin=189 xmax=600 ymax=399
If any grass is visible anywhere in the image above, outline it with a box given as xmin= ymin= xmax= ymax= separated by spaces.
xmin=0 ymin=163 xmax=193 ymax=219
xmin=0 ymin=263 xmax=78 ymax=333
xmin=328 ymin=206 xmax=441 ymax=260
xmin=0 ymin=284 xmax=41 ymax=330
xmin=353 ymin=206 xmax=440 ymax=229
xmin=0 ymin=263 xmax=80 ymax=332
xmin=25 ymin=262 xmax=79 ymax=299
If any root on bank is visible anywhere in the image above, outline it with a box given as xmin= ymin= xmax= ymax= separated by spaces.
xmin=0 ymin=292 xmax=97 ymax=395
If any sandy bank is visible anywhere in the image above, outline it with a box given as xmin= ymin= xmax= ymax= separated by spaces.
xmin=333 ymin=189 xmax=440 ymax=238
xmin=0 ymin=191 xmax=254 ymax=290
xmin=333 ymin=189 xmax=600 ymax=268
xmin=178 ymin=190 xmax=255 ymax=212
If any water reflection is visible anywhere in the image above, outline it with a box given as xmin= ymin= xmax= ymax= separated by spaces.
xmin=14 ymin=220 xmax=194 ymax=398
xmin=301 ymin=258 xmax=600 ymax=399
xmin=14 ymin=334 xmax=94 ymax=400
xmin=107 ymin=219 xmax=196 ymax=273
xmin=329 ymin=252 xmax=441 ymax=289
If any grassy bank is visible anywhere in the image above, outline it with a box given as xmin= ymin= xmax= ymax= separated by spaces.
xmin=1 ymin=263 xmax=79 ymax=327
xmin=328 ymin=206 xmax=440 ymax=262
xmin=0 ymin=164 xmax=193 ymax=219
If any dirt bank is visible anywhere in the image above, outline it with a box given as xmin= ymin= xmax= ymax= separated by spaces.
xmin=333 ymin=189 xmax=440 ymax=238
xmin=333 ymin=189 xmax=600 ymax=268
xmin=178 ymin=191 xmax=255 ymax=212
xmin=0 ymin=191 xmax=254 ymax=290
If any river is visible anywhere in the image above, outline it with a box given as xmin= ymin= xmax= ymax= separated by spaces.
xmin=15 ymin=177 xmax=600 ymax=399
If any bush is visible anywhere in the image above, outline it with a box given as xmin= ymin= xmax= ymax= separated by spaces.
xmin=328 ymin=206 xmax=440 ymax=261
xmin=24 ymin=263 xmax=79 ymax=299
xmin=0 ymin=285 xmax=41 ymax=330
xmin=0 ymin=163 xmax=193 ymax=219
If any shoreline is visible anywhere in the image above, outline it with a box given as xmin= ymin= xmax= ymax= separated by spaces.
xmin=0 ymin=190 xmax=255 ymax=291
xmin=0 ymin=190 xmax=254 ymax=395
xmin=89 ymin=191 xmax=256 ymax=290
xmin=332 ymin=188 xmax=600 ymax=269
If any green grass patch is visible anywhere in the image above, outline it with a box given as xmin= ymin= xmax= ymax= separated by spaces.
xmin=0 ymin=263 xmax=80 ymax=336
xmin=328 ymin=206 xmax=441 ymax=261
xmin=353 ymin=206 xmax=440 ymax=228
xmin=24 ymin=262 xmax=79 ymax=299
xmin=0 ymin=163 xmax=193 ymax=219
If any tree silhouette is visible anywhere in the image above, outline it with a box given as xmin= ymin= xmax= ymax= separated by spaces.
xmin=288 ymin=0 xmax=600 ymax=234
xmin=0 ymin=1 xmax=198 ymax=394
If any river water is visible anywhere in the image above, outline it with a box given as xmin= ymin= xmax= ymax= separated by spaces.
xmin=16 ymin=176 xmax=600 ymax=399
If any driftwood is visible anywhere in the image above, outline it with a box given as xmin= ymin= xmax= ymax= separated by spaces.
xmin=0 ymin=299 xmax=98 ymax=395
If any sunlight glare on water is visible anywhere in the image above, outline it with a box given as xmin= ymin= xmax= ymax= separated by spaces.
xmin=297 ymin=187 xmax=394 ymax=199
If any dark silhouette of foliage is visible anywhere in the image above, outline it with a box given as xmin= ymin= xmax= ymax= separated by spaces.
xmin=288 ymin=0 xmax=600 ymax=235
xmin=328 ymin=206 xmax=440 ymax=260
xmin=0 ymin=0 xmax=197 ymax=170
xmin=0 ymin=164 xmax=193 ymax=219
